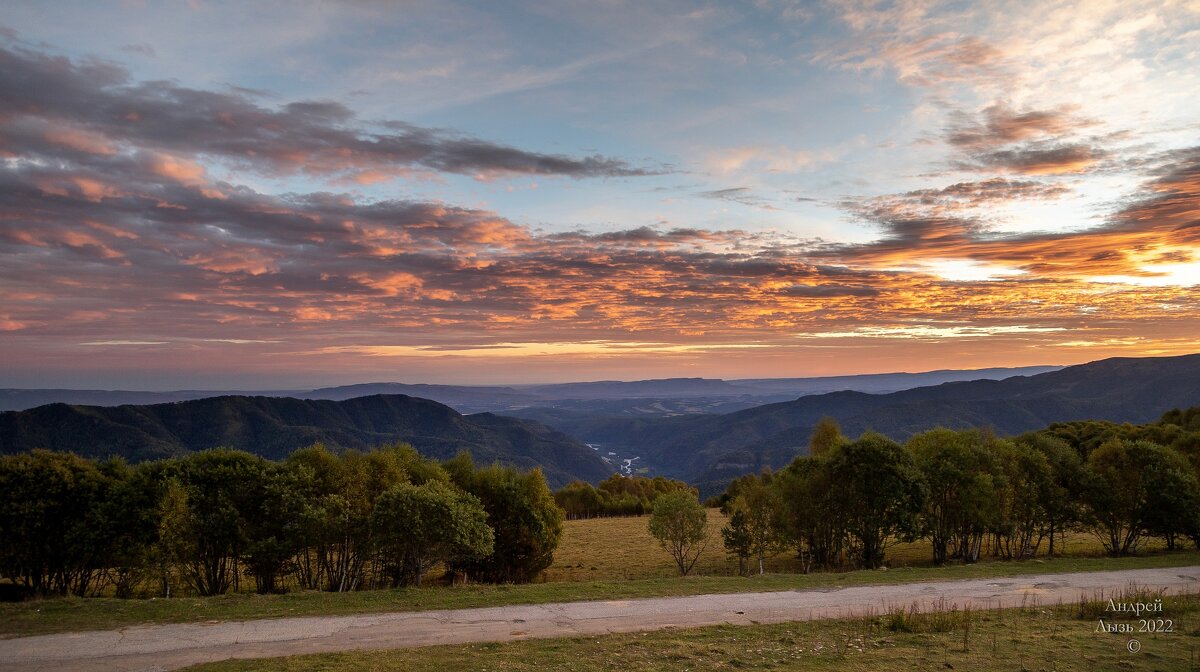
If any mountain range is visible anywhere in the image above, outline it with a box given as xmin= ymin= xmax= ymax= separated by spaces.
xmin=3 ymin=356 xmax=1197 ymax=495
xmin=503 ymin=354 xmax=1200 ymax=494
xmin=0 ymin=365 xmax=1059 ymax=413
xmin=0 ymin=394 xmax=612 ymax=488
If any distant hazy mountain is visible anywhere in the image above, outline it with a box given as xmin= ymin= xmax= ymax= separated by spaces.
xmin=0 ymin=388 xmax=307 ymax=412
xmin=525 ymin=378 xmax=754 ymax=399
xmin=0 ymin=394 xmax=612 ymax=488
xmin=508 ymin=355 xmax=1200 ymax=494
xmin=305 ymin=383 xmax=543 ymax=412
xmin=732 ymin=366 xmax=1063 ymax=396
xmin=0 ymin=365 xmax=1059 ymax=413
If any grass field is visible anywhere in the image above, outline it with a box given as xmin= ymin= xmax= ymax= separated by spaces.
xmin=1 ymin=512 xmax=1195 ymax=638
xmin=183 ymin=588 xmax=1200 ymax=671
xmin=544 ymin=511 xmax=1156 ymax=581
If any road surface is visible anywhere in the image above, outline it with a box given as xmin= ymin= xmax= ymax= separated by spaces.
xmin=2 ymin=565 xmax=1197 ymax=672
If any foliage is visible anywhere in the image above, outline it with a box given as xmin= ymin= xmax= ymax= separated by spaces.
xmin=807 ymin=415 xmax=846 ymax=457
xmin=0 ymin=451 xmax=120 ymax=597
xmin=648 ymin=490 xmax=710 ymax=576
xmin=372 ymin=480 xmax=493 ymax=586
xmin=0 ymin=442 xmax=567 ymax=600
xmin=555 ymin=474 xmax=694 ymax=519
xmin=825 ymin=433 xmax=926 ymax=569
xmin=1084 ymin=439 xmax=1200 ymax=555
xmin=772 ymin=456 xmax=841 ymax=571
xmin=907 ymin=429 xmax=999 ymax=564
xmin=447 ymin=454 xmax=565 ymax=583
xmin=720 ymin=474 xmax=782 ymax=575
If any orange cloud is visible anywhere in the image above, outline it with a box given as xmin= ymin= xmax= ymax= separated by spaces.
xmin=43 ymin=125 xmax=117 ymax=155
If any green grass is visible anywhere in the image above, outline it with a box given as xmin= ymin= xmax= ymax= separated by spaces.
xmin=4 ymin=551 xmax=1199 ymax=639
xmin=183 ymin=589 xmax=1200 ymax=671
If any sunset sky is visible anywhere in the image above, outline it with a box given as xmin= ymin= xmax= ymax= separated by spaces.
xmin=1 ymin=1 xmax=1198 ymax=389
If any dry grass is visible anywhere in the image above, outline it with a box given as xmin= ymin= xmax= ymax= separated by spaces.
xmin=546 ymin=510 xmax=735 ymax=581
xmin=545 ymin=511 xmax=1147 ymax=582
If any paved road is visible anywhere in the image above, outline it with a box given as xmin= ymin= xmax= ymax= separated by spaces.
xmin=2 ymin=566 xmax=1198 ymax=672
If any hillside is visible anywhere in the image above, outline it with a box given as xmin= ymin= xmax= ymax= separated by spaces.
xmin=508 ymin=354 xmax=1200 ymax=491
xmin=0 ymin=394 xmax=613 ymax=488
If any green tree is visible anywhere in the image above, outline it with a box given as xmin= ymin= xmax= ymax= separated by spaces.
xmin=827 ymin=433 xmax=925 ymax=569
xmin=648 ymin=489 xmax=709 ymax=576
xmin=1083 ymin=439 xmax=1198 ymax=555
xmin=94 ymin=460 xmax=161 ymax=598
xmin=907 ymin=429 xmax=1000 ymax=565
xmin=285 ymin=445 xmax=409 ymax=592
xmin=372 ymin=480 xmax=493 ymax=586
xmin=0 ymin=451 xmax=113 ymax=597
xmin=283 ymin=443 xmax=342 ymax=590
xmin=1140 ymin=446 xmax=1200 ymax=550
xmin=1020 ymin=434 xmax=1086 ymax=556
xmin=241 ymin=463 xmax=307 ymax=594
xmin=721 ymin=478 xmax=780 ymax=575
xmin=173 ymin=449 xmax=271 ymax=596
xmin=721 ymin=508 xmax=753 ymax=576
xmin=990 ymin=440 xmax=1055 ymax=559
xmin=555 ymin=480 xmax=605 ymax=519
xmin=448 ymin=455 xmax=564 ymax=583
xmin=152 ymin=478 xmax=193 ymax=598
xmin=773 ymin=456 xmax=842 ymax=571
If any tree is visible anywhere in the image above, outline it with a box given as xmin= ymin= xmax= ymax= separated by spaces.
xmin=809 ymin=416 xmax=846 ymax=457
xmin=908 ymin=429 xmax=1000 ymax=565
xmin=95 ymin=460 xmax=161 ymax=598
xmin=721 ymin=478 xmax=780 ymax=575
xmin=1082 ymin=439 xmax=1199 ymax=555
xmin=1020 ymin=434 xmax=1086 ymax=556
xmin=281 ymin=445 xmax=409 ymax=592
xmin=826 ymin=433 xmax=925 ymax=569
xmin=721 ymin=508 xmax=753 ymax=576
xmin=648 ymin=489 xmax=709 ymax=576
xmin=773 ymin=456 xmax=842 ymax=571
xmin=1140 ymin=446 xmax=1200 ymax=550
xmin=241 ymin=463 xmax=307 ymax=594
xmin=447 ymin=455 xmax=564 ymax=583
xmin=173 ymin=449 xmax=271 ymax=596
xmin=372 ymin=480 xmax=493 ymax=586
xmin=555 ymin=481 xmax=605 ymax=519
xmin=0 ymin=450 xmax=113 ymax=597
xmin=990 ymin=440 xmax=1055 ymax=560
xmin=152 ymin=478 xmax=193 ymax=598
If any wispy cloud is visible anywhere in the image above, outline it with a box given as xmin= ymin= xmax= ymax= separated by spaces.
xmin=0 ymin=42 xmax=663 ymax=183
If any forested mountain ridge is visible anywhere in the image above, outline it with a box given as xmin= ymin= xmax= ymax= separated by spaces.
xmin=507 ymin=354 xmax=1200 ymax=490
xmin=0 ymin=394 xmax=613 ymax=488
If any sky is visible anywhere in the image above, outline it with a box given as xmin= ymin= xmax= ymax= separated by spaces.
xmin=1 ymin=0 xmax=1198 ymax=389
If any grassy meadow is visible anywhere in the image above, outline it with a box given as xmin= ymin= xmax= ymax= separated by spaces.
xmin=1 ymin=511 xmax=1194 ymax=638
xmin=184 ymin=588 xmax=1200 ymax=672
xmin=544 ymin=510 xmax=1160 ymax=581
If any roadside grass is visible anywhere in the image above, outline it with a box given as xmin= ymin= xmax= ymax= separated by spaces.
xmin=184 ymin=588 xmax=1200 ymax=672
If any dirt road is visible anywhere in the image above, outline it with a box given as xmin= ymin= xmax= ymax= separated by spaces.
xmin=2 ymin=565 xmax=1197 ymax=672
